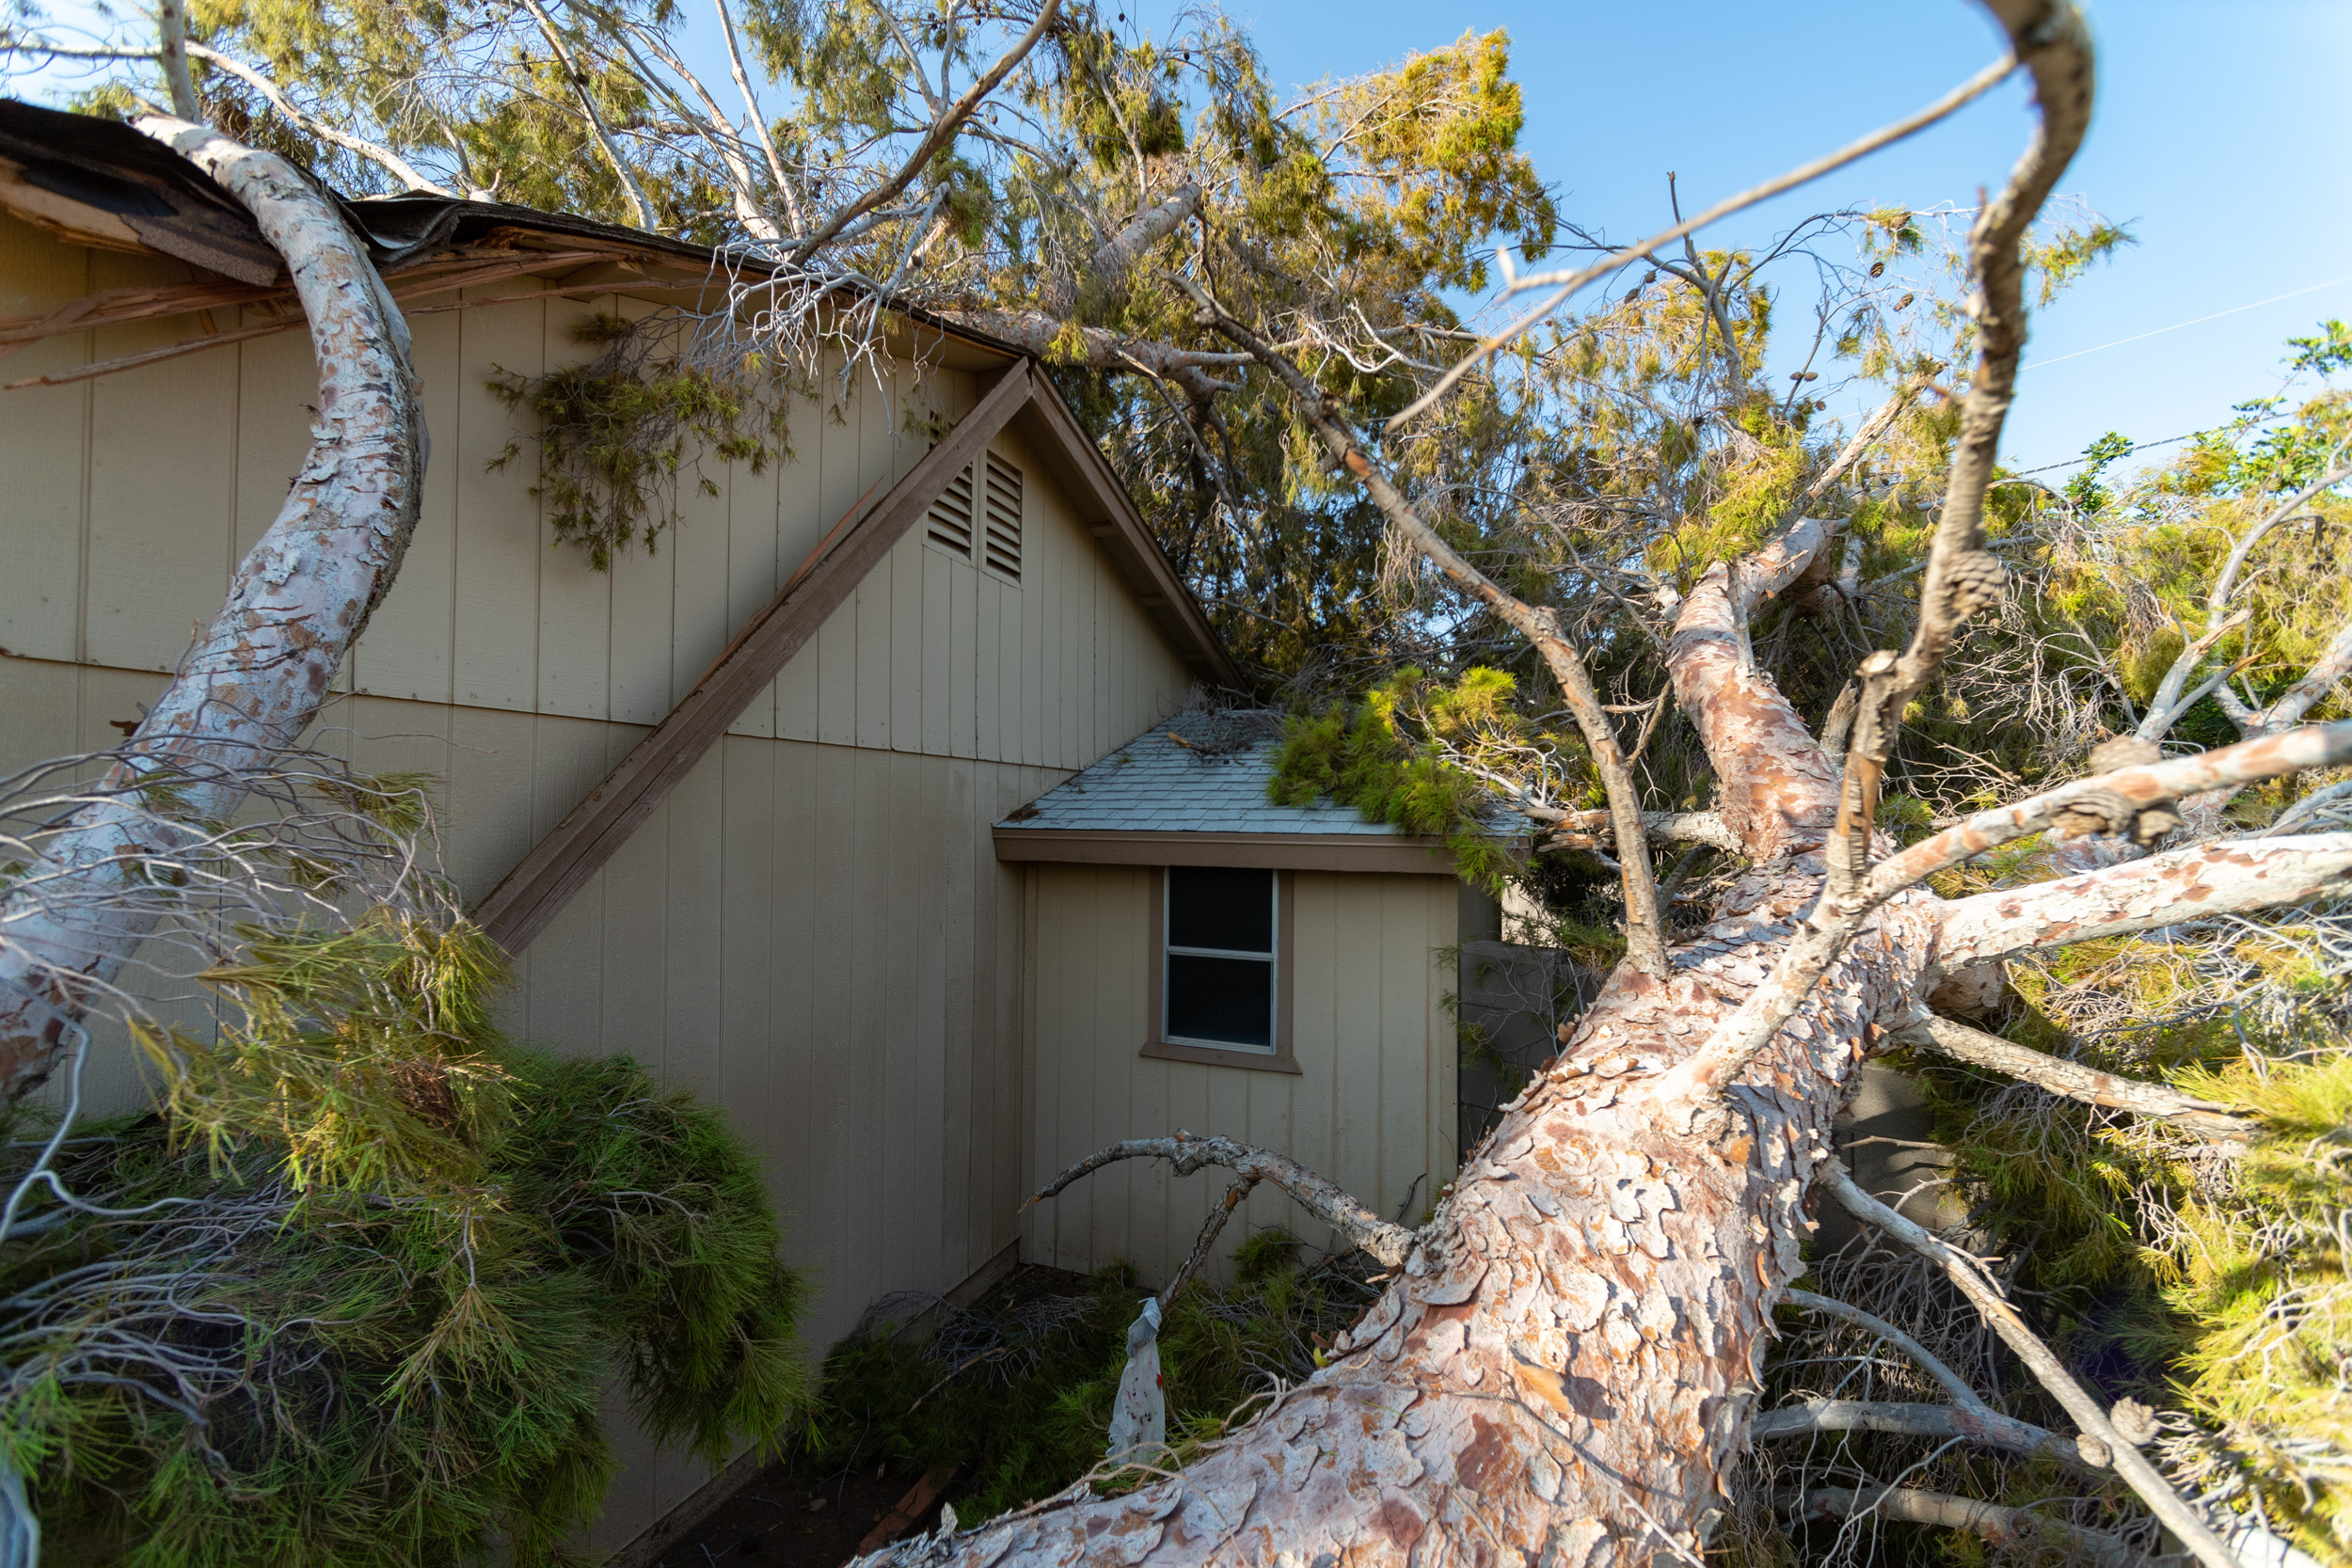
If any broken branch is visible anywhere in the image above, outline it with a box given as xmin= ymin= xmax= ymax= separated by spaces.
xmin=1820 ymin=1163 xmax=2237 ymax=1568
xmin=1899 ymin=1014 xmax=2252 ymax=1143
xmin=1931 ymin=832 xmax=2352 ymax=973
xmin=1025 ymin=1132 xmax=1412 ymax=1268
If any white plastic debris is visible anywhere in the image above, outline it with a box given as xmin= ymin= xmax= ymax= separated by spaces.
xmin=1105 ymin=1296 xmax=1166 ymax=1463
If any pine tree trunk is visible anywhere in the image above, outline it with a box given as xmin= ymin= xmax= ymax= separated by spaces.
xmin=874 ymin=518 xmax=2342 ymax=1566
xmin=0 ymin=117 xmax=422 ymax=1101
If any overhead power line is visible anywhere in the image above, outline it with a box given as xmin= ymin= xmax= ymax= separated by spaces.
xmin=2028 ymin=273 xmax=2352 ymax=369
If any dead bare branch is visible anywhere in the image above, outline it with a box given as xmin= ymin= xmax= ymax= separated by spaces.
xmin=1820 ymin=1163 xmax=2236 ymax=1568
xmin=1780 ymin=1289 xmax=1989 ymax=1413
xmin=1753 ymin=1398 xmax=2105 ymax=1472
xmin=1777 ymin=1485 xmax=2159 ymax=1568
xmin=1870 ymin=720 xmax=2352 ymax=903
xmin=1899 ymin=1014 xmax=2252 ymax=1143
xmin=1025 ymin=1132 xmax=1412 ymax=1268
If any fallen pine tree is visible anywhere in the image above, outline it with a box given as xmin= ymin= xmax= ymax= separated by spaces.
xmin=843 ymin=4 xmax=2352 ymax=1563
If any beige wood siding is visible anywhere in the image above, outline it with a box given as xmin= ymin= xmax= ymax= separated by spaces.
xmin=1 ymin=210 xmax=1200 ymax=1553
xmin=1023 ymin=863 xmax=1460 ymax=1290
xmin=0 ymin=213 xmax=1191 ymax=770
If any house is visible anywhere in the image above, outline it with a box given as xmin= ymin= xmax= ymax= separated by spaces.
xmin=996 ymin=707 xmax=1491 ymax=1286
xmin=0 ymin=101 xmax=1494 ymax=1559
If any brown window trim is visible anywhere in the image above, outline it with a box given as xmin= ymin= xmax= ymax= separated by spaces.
xmin=1140 ymin=866 xmax=1300 ymax=1074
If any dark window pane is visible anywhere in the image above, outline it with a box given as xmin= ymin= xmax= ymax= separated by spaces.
xmin=1166 ymin=955 xmax=1273 ymax=1047
xmin=1168 ymin=866 xmax=1272 ymax=953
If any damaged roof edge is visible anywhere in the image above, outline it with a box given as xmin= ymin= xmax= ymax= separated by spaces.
xmin=0 ymin=96 xmax=1241 ymax=688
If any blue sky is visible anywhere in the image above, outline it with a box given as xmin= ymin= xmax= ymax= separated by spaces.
xmin=16 ymin=1 xmax=2346 ymax=475
xmin=1191 ymin=0 xmax=2352 ymax=475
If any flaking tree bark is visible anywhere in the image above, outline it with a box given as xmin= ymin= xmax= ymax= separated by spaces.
xmin=0 ymin=117 xmax=422 ymax=1101
xmin=856 ymin=5 xmax=2344 ymax=1564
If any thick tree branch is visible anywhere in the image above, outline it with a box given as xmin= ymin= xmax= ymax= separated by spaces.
xmin=789 ymin=0 xmax=1061 ymax=263
xmin=1650 ymin=4 xmax=2093 ymax=1117
xmin=1025 ymin=1132 xmax=1413 ymax=1268
xmin=0 ymin=117 xmax=422 ymax=1101
xmin=1041 ymin=182 xmax=1201 ymax=316
xmin=1869 ymin=720 xmax=2352 ymax=905
xmin=1171 ymin=275 xmax=1670 ymax=975
xmin=1832 ymin=0 xmax=2095 ymax=883
xmin=1777 ymin=1486 xmax=2157 ymax=1568
xmin=944 ymin=309 xmax=1248 ymax=401
xmin=1667 ymin=514 xmax=1846 ymax=863
xmin=1883 ymin=2 xmax=2092 ymax=714
xmin=1931 ymin=832 xmax=2352 ymax=974
xmin=1820 ymin=1164 xmax=2236 ymax=1568
xmin=1753 ymin=1399 xmax=2105 ymax=1472
xmin=155 ymin=0 xmax=199 ymax=119
xmin=1899 ymin=1014 xmax=2252 ymax=1142
xmin=1545 ymin=810 xmax=1743 ymax=856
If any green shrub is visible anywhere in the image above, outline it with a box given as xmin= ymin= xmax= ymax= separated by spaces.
xmin=8 ymin=916 xmax=810 ymax=1568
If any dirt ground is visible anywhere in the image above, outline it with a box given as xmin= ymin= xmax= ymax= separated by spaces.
xmin=651 ymin=1461 xmax=947 ymax=1568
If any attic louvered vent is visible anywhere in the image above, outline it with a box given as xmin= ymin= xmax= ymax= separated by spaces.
xmin=925 ymin=458 xmax=975 ymax=558
xmin=982 ymin=451 xmax=1023 ymax=584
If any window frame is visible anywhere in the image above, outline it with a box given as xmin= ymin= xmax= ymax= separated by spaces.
xmin=1141 ymin=866 xmax=1299 ymax=1074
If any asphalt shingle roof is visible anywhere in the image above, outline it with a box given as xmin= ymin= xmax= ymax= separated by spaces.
xmin=995 ymin=708 xmax=1531 ymax=839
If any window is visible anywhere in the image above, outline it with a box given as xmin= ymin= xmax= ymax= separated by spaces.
xmin=1165 ymin=866 xmax=1275 ymax=1050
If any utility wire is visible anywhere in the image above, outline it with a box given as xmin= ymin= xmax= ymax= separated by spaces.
xmin=2027 ymin=273 xmax=2352 ymax=369
xmin=2003 ymin=413 xmax=2294 ymax=478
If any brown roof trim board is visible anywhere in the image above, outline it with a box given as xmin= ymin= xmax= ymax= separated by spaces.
xmin=992 ymin=828 xmax=1464 ymax=876
xmin=478 ymin=363 xmax=1035 ymax=953
xmin=476 ymin=358 xmax=1242 ymax=954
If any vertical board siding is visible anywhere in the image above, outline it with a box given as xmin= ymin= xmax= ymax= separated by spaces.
xmin=84 ymin=248 xmax=236 ymax=676
xmin=0 ymin=226 xmax=1191 ymax=761
xmin=1024 ymin=867 xmax=1461 ymax=1291
xmin=0 ymin=660 xmax=1062 ymax=1351
xmin=4 ymin=218 xmax=1209 ymax=1557
xmin=0 ymin=214 xmax=92 ymax=661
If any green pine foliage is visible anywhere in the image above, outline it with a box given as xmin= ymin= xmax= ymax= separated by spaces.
xmin=1901 ymin=897 xmax=2352 ymax=1559
xmin=2165 ymin=1053 xmax=2352 ymax=1557
xmin=1267 ymin=666 xmax=1539 ymax=893
xmin=10 ymin=917 xmax=811 ymax=1567
xmin=488 ymin=312 xmax=783 ymax=571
